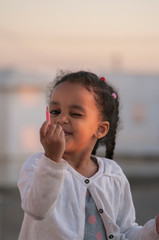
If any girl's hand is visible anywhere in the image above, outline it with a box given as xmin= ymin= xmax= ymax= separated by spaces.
xmin=156 ymin=214 xmax=159 ymax=234
xmin=40 ymin=121 xmax=66 ymax=163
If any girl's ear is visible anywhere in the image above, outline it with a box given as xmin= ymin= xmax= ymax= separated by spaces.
xmin=96 ymin=121 xmax=110 ymax=139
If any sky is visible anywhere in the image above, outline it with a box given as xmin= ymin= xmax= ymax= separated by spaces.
xmin=0 ymin=0 xmax=159 ymax=74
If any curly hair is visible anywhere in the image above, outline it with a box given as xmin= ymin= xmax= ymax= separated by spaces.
xmin=46 ymin=71 xmax=120 ymax=159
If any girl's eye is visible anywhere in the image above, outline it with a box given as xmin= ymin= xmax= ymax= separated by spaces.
xmin=71 ymin=113 xmax=82 ymax=117
xmin=50 ymin=110 xmax=60 ymax=115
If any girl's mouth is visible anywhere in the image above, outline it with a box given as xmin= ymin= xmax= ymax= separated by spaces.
xmin=63 ymin=130 xmax=72 ymax=135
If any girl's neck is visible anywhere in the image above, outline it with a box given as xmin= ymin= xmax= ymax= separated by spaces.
xmin=63 ymin=152 xmax=99 ymax=178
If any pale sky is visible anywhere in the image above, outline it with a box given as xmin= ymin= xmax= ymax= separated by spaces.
xmin=0 ymin=0 xmax=159 ymax=74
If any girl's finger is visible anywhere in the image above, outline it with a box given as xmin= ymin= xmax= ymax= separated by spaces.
xmin=46 ymin=124 xmax=56 ymax=138
xmin=59 ymin=127 xmax=65 ymax=140
xmin=53 ymin=125 xmax=63 ymax=138
xmin=40 ymin=121 xmax=50 ymax=138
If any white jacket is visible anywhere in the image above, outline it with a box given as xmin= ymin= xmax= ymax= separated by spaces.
xmin=18 ymin=153 xmax=159 ymax=240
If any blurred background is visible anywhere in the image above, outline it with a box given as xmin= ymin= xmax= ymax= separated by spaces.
xmin=0 ymin=0 xmax=159 ymax=239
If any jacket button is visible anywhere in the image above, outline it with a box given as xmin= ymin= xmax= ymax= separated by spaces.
xmin=109 ymin=235 xmax=114 ymax=239
xmin=85 ymin=179 xmax=89 ymax=184
xmin=99 ymin=209 xmax=103 ymax=213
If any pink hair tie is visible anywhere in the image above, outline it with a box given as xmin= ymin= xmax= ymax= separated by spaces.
xmin=112 ymin=93 xmax=117 ymax=99
xmin=100 ymin=77 xmax=106 ymax=82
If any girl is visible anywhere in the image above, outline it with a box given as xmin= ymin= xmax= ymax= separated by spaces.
xmin=18 ymin=71 xmax=159 ymax=240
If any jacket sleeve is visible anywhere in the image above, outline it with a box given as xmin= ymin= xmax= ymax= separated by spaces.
xmin=18 ymin=152 xmax=67 ymax=220
xmin=117 ymin=172 xmax=159 ymax=240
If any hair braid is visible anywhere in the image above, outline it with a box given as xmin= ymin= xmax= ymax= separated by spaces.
xmin=105 ymin=88 xmax=120 ymax=159
xmin=92 ymin=83 xmax=120 ymax=159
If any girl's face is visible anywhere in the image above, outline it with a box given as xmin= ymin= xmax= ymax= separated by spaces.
xmin=49 ymin=81 xmax=109 ymax=156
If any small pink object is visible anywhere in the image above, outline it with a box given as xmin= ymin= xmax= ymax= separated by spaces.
xmin=96 ymin=232 xmax=102 ymax=240
xmin=112 ymin=93 xmax=117 ymax=99
xmin=100 ymin=77 xmax=106 ymax=82
xmin=46 ymin=106 xmax=51 ymax=125
xmin=88 ymin=215 xmax=96 ymax=224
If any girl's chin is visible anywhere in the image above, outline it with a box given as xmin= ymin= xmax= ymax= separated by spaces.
xmin=64 ymin=134 xmax=72 ymax=140
xmin=63 ymin=146 xmax=73 ymax=156
xmin=62 ymin=151 xmax=69 ymax=160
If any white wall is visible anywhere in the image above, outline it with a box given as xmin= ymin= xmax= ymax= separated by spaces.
xmin=0 ymin=71 xmax=159 ymax=185
xmin=106 ymin=73 xmax=159 ymax=155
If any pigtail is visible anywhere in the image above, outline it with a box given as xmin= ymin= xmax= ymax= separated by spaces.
xmin=105 ymin=93 xmax=119 ymax=159
xmin=92 ymin=82 xmax=120 ymax=159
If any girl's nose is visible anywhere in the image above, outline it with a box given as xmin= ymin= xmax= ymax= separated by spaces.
xmin=56 ymin=114 xmax=68 ymax=124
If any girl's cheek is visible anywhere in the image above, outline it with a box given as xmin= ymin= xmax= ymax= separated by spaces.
xmin=50 ymin=118 xmax=56 ymax=124
xmin=50 ymin=115 xmax=55 ymax=121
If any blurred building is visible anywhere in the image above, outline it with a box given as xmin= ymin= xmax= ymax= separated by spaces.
xmin=106 ymin=72 xmax=159 ymax=156
xmin=0 ymin=69 xmax=159 ymax=183
xmin=0 ymin=69 xmax=159 ymax=240
xmin=0 ymin=70 xmax=50 ymax=186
